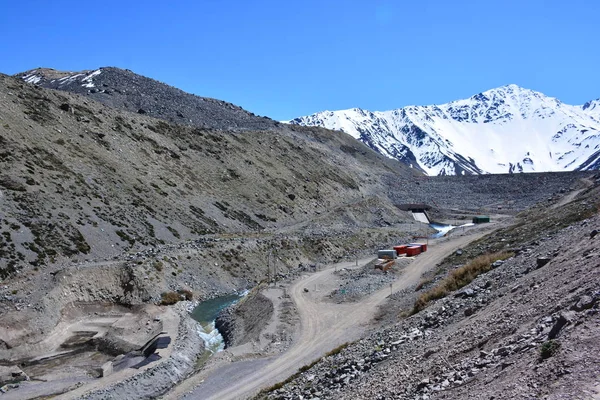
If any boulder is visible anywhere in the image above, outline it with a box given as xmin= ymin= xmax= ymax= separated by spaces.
xmin=571 ymin=295 xmax=597 ymax=312
xmin=548 ymin=311 xmax=576 ymax=339
xmin=536 ymin=257 xmax=552 ymax=268
xmin=100 ymin=361 xmax=113 ymax=377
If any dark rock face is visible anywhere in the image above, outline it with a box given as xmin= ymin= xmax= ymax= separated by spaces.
xmin=571 ymin=294 xmax=597 ymax=312
xmin=16 ymin=67 xmax=278 ymax=132
xmin=215 ymin=292 xmax=274 ymax=348
xmin=215 ymin=307 xmax=236 ymax=348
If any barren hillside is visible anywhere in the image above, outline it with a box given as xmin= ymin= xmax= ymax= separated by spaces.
xmin=0 ymin=72 xmax=422 ymax=279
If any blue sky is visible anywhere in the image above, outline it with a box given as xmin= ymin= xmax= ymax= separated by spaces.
xmin=1 ymin=0 xmax=598 ymax=120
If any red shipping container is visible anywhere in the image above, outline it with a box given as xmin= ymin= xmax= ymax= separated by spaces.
xmin=393 ymin=245 xmax=408 ymax=255
xmin=406 ymin=246 xmax=422 ymax=257
xmin=409 ymin=243 xmax=427 ymax=252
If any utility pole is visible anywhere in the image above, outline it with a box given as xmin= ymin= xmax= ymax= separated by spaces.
xmin=267 ymin=249 xmax=271 ymax=285
xmin=273 ymin=255 xmax=277 ymax=287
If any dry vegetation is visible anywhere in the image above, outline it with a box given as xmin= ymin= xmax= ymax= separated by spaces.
xmin=159 ymin=289 xmax=193 ymax=305
xmin=412 ymin=251 xmax=514 ymax=313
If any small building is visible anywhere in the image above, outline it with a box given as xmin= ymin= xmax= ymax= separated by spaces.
xmin=473 ymin=215 xmax=490 ymax=224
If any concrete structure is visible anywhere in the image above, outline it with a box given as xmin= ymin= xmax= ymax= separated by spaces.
xmin=100 ymin=361 xmax=113 ymax=378
xmin=377 ymin=249 xmax=397 ymax=260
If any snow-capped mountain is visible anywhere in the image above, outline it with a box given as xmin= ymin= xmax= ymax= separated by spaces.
xmin=288 ymin=85 xmax=600 ymax=175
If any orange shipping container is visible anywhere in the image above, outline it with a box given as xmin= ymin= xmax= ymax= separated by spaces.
xmin=406 ymin=246 xmax=422 ymax=257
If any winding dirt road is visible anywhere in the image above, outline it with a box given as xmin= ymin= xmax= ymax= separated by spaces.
xmin=173 ymin=225 xmax=495 ymax=400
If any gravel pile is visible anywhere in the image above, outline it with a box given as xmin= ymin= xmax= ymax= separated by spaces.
xmin=328 ymin=258 xmax=411 ymax=303
xmin=388 ymin=171 xmax=593 ymax=212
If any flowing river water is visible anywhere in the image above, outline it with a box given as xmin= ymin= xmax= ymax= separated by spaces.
xmin=190 ymin=293 xmax=244 ymax=353
xmin=429 ymin=222 xmax=475 ymax=238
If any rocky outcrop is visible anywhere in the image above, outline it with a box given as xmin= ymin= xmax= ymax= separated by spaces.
xmin=214 ymin=306 xmax=236 ymax=348
xmin=216 ymin=291 xmax=274 ymax=348
xmin=0 ymin=365 xmax=28 ymax=388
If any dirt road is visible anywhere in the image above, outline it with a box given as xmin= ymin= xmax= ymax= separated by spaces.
xmin=551 ymin=177 xmax=594 ymax=210
xmin=174 ymin=226 xmax=495 ymax=400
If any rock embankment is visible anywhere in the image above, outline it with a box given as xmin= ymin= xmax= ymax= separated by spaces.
xmin=328 ymin=258 xmax=411 ymax=303
xmin=389 ymin=171 xmax=594 ymax=212
xmin=216 ymin=290 xmax=274 ymax=348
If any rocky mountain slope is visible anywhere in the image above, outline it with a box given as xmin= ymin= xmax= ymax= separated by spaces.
xmin=16 ymin=67 xmax=278 ymax=131
xmin=289 ymin=85 xmax=600 ymax=175
xmin=0 ymin=72 xmax=424 ymax=282
xmin=0 ymin=71 xmax=424 ymax=381
xmin=1 ymin=69 xmax=592 ymax=287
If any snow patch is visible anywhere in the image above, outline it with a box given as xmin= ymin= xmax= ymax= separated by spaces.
xmin=80 ymin=70 xmax=101 ymax=88
xmin=22 ymin=74 xmax=42 ymax=84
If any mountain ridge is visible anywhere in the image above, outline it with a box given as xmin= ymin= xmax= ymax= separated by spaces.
xmin=16 ymin=67 xmax=278 ymax=131
xmin=288 ymin=85 xmax=600 ymax=175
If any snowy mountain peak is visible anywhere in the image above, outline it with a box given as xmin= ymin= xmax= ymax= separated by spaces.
xmin=482 ymin=83 xmax=528 ymax=95
xmin=288 ymin=85 xmax=600 ymax=175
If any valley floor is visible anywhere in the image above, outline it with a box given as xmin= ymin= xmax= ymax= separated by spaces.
xmin=168 ymin=223 xmax=497 ymax=400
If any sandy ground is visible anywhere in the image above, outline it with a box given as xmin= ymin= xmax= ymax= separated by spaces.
xmin=169 ymin=223 xmax=497 ymax=400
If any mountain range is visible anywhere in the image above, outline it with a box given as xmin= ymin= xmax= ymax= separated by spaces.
xmin=288 ymin=85 xmax=600 ymax=175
